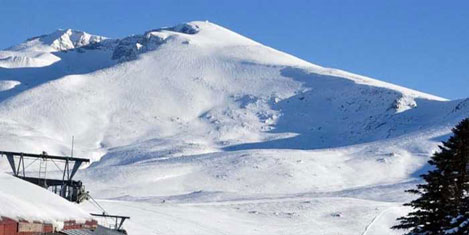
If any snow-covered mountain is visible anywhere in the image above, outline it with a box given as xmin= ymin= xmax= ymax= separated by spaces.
xmin=0 ymin=21 xmax=468 ymax=234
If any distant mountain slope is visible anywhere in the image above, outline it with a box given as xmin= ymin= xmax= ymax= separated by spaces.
xmin=0 ymin=21 xmax=464 ymax=164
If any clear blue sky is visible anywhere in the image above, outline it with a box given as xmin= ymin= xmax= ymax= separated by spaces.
xmin=0 ymin=0 xmax=468 ymax=100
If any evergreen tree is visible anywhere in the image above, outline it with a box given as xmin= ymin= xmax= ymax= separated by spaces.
xmin=445 ymin=118 xmax=469 ymax=234
xmin=448 ymin=199 xmax=468 ymax=234
xmin=393 ymin=118 xmax=469 ymax=234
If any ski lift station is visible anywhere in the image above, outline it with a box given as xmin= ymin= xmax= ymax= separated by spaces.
xmin=0 ymin=151 xmax=129 ymax=235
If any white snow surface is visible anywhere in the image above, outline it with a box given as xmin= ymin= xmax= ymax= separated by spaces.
xmin=0 ymin=173 xmax=91 ymax=226
xmin=0 ymin=21 xmax=467 ymax=234
xmin=0 ymin=80 xmax=20 ymax=91
xmin=8 ymin=29 xmax=106 ymax=52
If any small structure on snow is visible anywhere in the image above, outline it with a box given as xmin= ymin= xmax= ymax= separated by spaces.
xmin=0 ymin=150 xmax=131 ymax=235
xmin=0 ymin=173 xmax=97 ymax=235
xmin=0 ymin=151 xmax=90 ymax=203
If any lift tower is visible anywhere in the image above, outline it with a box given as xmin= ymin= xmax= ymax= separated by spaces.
xmin=0 ymin=151 xmax=90 ymax=203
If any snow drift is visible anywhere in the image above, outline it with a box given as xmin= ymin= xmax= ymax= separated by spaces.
xmin=0 ymin=173 xmax=90 ymax=227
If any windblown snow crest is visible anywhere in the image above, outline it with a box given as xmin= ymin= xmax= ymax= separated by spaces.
xmin=9 ymin=29 xmax=106 ymax=52
xmin=0 ymin=22 xmax=204 ymax=68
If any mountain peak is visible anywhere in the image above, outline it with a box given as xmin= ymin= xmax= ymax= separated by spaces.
xmin=149 ymin=21 xmax=220 ymax=35
xmin=35 ymin=28 xmax=106 ymax=51
xmin=10 ymin=29 xmax=106 ymax=52
xmin=164 ymin=22 xmax=201 ymax=34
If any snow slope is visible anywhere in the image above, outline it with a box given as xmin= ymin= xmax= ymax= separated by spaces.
xmin=0 ymin=21 xmax=468 ymax=234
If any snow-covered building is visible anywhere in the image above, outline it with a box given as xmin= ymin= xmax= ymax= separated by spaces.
xmin=0 ymin=173 xmax=96 ymax=235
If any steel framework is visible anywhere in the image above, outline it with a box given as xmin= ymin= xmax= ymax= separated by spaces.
xmin=0 ymin=151 xmax=90 ymax=203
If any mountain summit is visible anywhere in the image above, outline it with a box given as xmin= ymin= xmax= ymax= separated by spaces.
xmin=10 ymin=28 xmax=106 ymax=52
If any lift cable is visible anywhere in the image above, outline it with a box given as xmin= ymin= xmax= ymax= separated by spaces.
xmin=88 ymin=194 xmax=108 ymax=215
xmin=86 ymin=199 xmax=104 ymax=215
